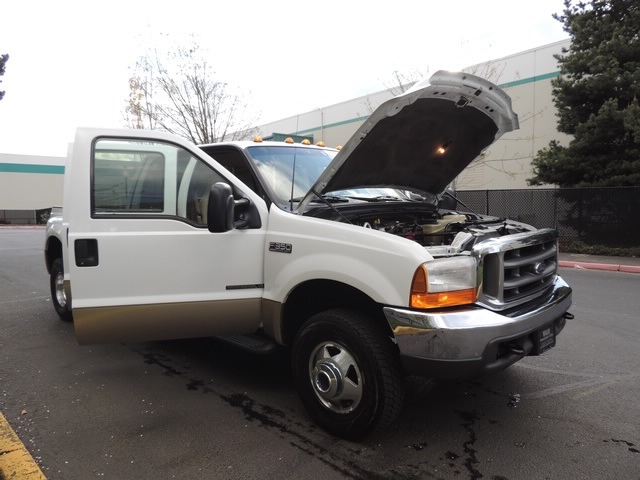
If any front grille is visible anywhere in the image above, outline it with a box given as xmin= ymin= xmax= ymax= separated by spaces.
xmin=475 ymin=229 xmax=558 ymax=311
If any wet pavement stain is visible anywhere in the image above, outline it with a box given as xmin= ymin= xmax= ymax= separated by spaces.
xmin=461 ymin=380 xmax=521 ymax=411
xmin=132 ymin=344 xmax=535 ymax=479
xmin=409 ymin=442 xmax=428 ymax=451
xmin=604 ymin=438 xmax=640 ymax=454
xmin=186 ymin=378 xmax=204 ymax=391
xmin=507 ymin=393 xmax=520 ymax=408
xmin=137 ymin=349 xmax=186 ymax=377
xmin=444 ymin=451 xmax=459 ymax=460
xmin=134 ymin=346 xmax=395 ymax=480
xmin=456 ymin=410 xmax=483 ymax=480
xmin=441 ymin=451 xmax=461 ymax=475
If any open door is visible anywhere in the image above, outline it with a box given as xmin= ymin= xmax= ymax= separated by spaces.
xmin=66 ymin=128 xmax=268 ymax=344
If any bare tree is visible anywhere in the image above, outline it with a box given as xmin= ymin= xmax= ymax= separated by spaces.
xmin=358 ymin=69 xmax=429 ymax=116
xmin=125 ymin=55 xmax=159 ymax=130
xmin=383 ymin=69 xmax=428 ymax=96
xmin=462 ymin=61 xmax=506 ymax=85
xmin=124 ymin=38 xmax=258 ymax=144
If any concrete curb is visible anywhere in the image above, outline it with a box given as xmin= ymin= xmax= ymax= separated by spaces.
xmin=0 ymin=411 xmax=46 ymax=479
xmin=559 ymin=261 xmax=640 ymax=274
xmin=0 ymin=225 xmax=45 ymax=229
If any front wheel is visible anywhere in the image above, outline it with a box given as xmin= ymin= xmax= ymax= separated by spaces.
xmin=291 ymin=309 xmax=404 ymax=439
xmin=50 ymin=258 xmax=73 ymax=322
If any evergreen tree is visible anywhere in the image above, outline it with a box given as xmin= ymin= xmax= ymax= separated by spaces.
xmin=0 ymin=54 xmax=9 ymax=102
xmin=529 ymin=0 xmax=640 ymax=187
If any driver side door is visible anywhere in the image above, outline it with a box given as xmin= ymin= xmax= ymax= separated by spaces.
xmin=67 ymin=129 xmax=267 ymax=344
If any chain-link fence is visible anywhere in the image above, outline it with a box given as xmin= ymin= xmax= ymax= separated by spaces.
xmin=456 ymin=187 xmax=640 ymax=248
xmin=4 ymin=188 xmax=640 ymax=247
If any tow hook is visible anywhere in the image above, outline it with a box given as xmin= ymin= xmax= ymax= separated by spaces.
xmin=508 ymin=344 xmax=525 ymax=355
xmin=563 ymin=312 xmax=575 ymax=320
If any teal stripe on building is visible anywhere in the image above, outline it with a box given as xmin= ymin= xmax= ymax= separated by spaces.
xmin=498 ymin=71 xmax=560 ymax=89
xmin=0 ymin=163 xmax=65 ymax=174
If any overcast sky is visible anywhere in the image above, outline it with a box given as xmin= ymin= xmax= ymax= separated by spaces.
xmin=0 ymin=0 xmax=569 ymax=157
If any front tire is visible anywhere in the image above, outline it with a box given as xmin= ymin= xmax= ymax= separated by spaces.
xmin=291 ymin=309 xmax=404 ymax=439
xmin=50 ymin=258 xmax=73 ymax=322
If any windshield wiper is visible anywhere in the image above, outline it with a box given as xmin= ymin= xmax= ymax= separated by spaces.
xmin=295 ymin=190 xmax=354 ymax=224
xmin=290 ymin=194 xmax=349 ymax=203
xmin=345 ymin=195 xmax=404 ymax=202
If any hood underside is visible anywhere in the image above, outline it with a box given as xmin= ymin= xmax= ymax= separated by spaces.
xmin=324 ymin=97 xmax=497 ymax=193
xmin=298 ymin=70 xmax=518 ymax=211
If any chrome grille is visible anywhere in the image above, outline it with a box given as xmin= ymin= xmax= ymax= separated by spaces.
xmin=475 ymin=229 xmax=558 ymax=311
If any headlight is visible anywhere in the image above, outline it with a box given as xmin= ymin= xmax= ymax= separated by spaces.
xmin=410 ymin=257 xmax=477 ymax=309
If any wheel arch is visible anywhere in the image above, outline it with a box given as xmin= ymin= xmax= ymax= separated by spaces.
xmin=280 ymin=279 xmax=394 ymax=346
xmin=45 ymin=235 xmax=63 ymax=274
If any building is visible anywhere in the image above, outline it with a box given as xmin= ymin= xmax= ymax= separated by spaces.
xmin=457 ymin=39 xmax=572 ymax=190
xmin=0 ymin=152 xmax=65 ymax=223
xmin=0 ymin=40 xmax=571 ymax=223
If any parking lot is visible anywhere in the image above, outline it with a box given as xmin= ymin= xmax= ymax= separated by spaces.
xmin=1 ymin=227 xmax=639 ymax=479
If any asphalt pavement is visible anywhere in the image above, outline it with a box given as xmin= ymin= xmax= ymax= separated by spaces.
xmin=1 ymin=226 xmax=639 ymax=479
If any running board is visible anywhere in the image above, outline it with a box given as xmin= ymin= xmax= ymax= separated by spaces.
xmin=217 ymin=333 xmax=279 ymax=355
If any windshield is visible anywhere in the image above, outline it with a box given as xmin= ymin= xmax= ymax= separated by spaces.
xmin=247 ymin=146 xmax=335 ymax=203
xmin=246 ymin=145 xmax=438 ymax=205
xmin=328 ymin=188 xmax=409 ymax=200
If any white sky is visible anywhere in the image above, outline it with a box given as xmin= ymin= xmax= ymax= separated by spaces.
xmin=0 ymin=0 xmax=569 ymax=157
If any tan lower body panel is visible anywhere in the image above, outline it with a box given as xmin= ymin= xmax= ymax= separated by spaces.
xmin=260 ymin=298 xmax=284 ymax=344
xmin=74 ymin=298 xmax=262 ymax=345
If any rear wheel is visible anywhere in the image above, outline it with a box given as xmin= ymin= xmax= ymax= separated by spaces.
xmin=50 ymin=258 xmax=73 ymax=322
xmin=291 ymin=309 xmax=404 ymax=439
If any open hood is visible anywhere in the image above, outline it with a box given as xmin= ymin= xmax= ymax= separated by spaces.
xmin=298 ymin=70 xmax=518 ymax=211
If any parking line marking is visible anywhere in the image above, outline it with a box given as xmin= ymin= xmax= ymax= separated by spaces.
xmin=0 ymin=411 xmax=47 ymax=480
xmin=571 ymin=381 xmax=617 ymax=400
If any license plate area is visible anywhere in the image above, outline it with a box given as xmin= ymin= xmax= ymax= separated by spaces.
xmin=533 ymin=323 xmax=556 ymax=355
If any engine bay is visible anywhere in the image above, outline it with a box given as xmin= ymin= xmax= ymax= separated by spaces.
xmin=322 ymin=207 xmax=536 ymax=255
xmin=360 ymin=210 xmax=534 ymax=251
xmin=305 ymin=197 xmax=537 ymax=255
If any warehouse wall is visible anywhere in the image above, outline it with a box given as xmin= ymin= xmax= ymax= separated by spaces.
xmin=0 ymin=153 xmax=65 ymax=212
xmin=456 ymin=39 xmax=573 ymax=190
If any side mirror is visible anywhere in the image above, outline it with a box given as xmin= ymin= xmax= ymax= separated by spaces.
xmin=207 ymin=183 xmax=235 ymax=232
xmin=207 ymin=182 xmax=252 ymax=233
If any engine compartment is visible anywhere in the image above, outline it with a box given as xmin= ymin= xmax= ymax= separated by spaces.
xmin=305 ymin=199 xmax=537 ymax=255
xmin=366 ymin=211 xmax=532 ymax=249
xmin=318 ymin=206 xmax=535 ymax=254
xmin=358 ymin=212 xmax=471 ymax=246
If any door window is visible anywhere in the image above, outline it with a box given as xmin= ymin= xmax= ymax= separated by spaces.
xmin=92 ymin=138 xmax=225 ymax=225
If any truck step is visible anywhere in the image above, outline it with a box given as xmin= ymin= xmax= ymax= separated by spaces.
xmin=217 ymin=333 xmax=279 ymax=355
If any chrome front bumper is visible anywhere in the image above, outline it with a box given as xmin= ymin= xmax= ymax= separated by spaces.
xmin=383 ymin=276 xmax=573 ymax=378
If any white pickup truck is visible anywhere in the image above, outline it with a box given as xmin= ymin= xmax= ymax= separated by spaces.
xmin=45 ymin=71 xmax=573 ymax=438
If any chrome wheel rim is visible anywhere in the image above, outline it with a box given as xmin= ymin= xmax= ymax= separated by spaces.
xmin=308 ymin=341 xmax=363 ymax=414
xmin=55 ymin=272 xmax=66 ymax=308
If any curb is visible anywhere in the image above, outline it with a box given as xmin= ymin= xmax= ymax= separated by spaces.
xmin=559 ymin=261 xmax=640 ymax=274
xmin=0 ymin=225 xmax=46 ymax=229
xmin=0 ymin=411 xmax=46 ymax=479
